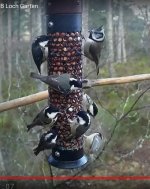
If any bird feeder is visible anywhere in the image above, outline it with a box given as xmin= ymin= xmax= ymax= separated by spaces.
xmin=46 ymin=0 xmax=88 ymax=169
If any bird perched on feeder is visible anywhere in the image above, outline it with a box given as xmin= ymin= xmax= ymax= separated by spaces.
xmin=67 ymin=111 xmax=91 ymax=139
xmin=33 ymin=128 xmax=57 ymax=156
xmin=84 ymin=26 xmax=105 ymax=75
xmin=30 ymin=72 xmax=82 ymax=95
xmin=82 ymin=92 xmax=98 ymax=118
xmin=83 ymin=132 xmax=104 ymax=155
xmin=27 ymin=105 xmax=62 ymax=132
xmin=32 ymin=35 xmax=51 ymax=74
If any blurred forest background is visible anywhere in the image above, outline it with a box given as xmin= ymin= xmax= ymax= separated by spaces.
xmin=0 ymin=0 xmax=150 ymax=188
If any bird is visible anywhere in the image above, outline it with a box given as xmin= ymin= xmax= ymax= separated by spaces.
xmin=82 ymin=92 xmax=98 ymax=117
xmin=30 ymin=72 xmax=82 ymax=95
xmin=32 ymin=35 xmax=51 ymax=74
xmin=33 ymin=128 xmax=57 ymax=156
xmin=84 ymin=26 xmax=105 ymax=75
xmin=27 ymin=105 xmax=62 ymax=132
xmin=83 ymin=132 xmax=104 ymax=155
xmin=67 ymin=111 xmax=91 ymax=139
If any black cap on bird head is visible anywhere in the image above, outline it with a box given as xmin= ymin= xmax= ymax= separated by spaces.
xmin=36 ymin=35 xmax=51 ymax=43
xmin=77 ymin=111 xmax=91 ymax=126
xmin=69 ymin=78 xmax=82 ymax=90
xmin=44 ymin=105 xmax=61 ymax=118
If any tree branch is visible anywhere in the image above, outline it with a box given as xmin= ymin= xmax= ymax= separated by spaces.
xmin=0 ymin=73 xmax=150 ymax=113
xmin=95 ymin=86 xmax=150 ymax=161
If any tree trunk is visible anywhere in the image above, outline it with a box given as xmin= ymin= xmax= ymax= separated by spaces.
xmin=107 ymin=0 xmax=115 ymax=77
xmin=122 ymin=28 xmax=127 ymax=63
xmin=116 ymin=0 xmax=127 ymax=63
xmin=82 ymin=0 xmax=90 ymax=76
xmin=37 ymin=0 xmax=42 ymax=35
xmin=29 ymin=1 xmax=33 ymax=42
xmin=0 ymin=10 xmax=4 ymax=101
xmin=117 ymin=1 xmax=122 ymax=63
xmin=39 ymin=0 xmax=47 ymax=75
xmin=119 ymin=0 xmax=126 ymax=63
xmin=16 ymin=0 xmax=23 ymax=77
xmin=7 ymin=7 xmax=12 ymax=100
xmin=82 ymin=0 xmax=89 ymax=41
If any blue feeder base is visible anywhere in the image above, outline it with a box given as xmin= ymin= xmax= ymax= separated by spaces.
xmin=48 ymin=155 xmax=88 ymax=169
xmin=48 ymin=148 xmax=88 ymax=169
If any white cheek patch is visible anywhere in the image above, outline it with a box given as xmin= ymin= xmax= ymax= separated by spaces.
xmin=51 ymin=135 xmax=57 ymax=143
xmin=39 ymin=40 xmax=49 ymax=47
xmin=70 ymin=85 xmax=77 ymax=90
xmin=47 ymin=112 xmax=59 ymax=119
xmin=45 ymin=133 xmax=53 ymax=140
xmin=78 ymin=117 xmax=86 ymax=125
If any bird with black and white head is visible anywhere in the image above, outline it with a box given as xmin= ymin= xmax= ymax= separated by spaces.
xmin=32 ymin=35 xmax=51 ymax=74
xmin=84 ymin=26 xmax=105 ymax=75
xmin=30 ymin=72 xmax=83 ymax=96
xmin=89 ymin=26 xmax=105 ymax=42
xmin=67 ymin=110 xmax=91 ymax=140
xmin=33 ymin=128 xmax=58 ymax=156
xmin=27 ymin=105 xmax=62 ymax=132
xmin=82 ymin=92 xmax=98 ymax=118
xmin=83 ymin=132 xmax=104 ymax=155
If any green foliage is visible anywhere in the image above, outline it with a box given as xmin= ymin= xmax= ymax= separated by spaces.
xmin=115 ymin=56 xmax=150 ymax=76
xmin=93 ymin=55 xmax=150 ymax=169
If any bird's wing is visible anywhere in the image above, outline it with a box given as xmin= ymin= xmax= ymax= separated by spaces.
xmin=90 ymin=135 xmax=102 ymax=152
xmin=32 ymin=44 xmax=43 ymax=73
xmin=48 ymin=77 xmax=66 ymax=94
xmin=89 ymin=44 xmax=99 ymax=65
xmin=32 ymin=44 xmax=43 ymax=62
xmin=84 ymin=40 xmax=93 ymax=61
xmin=53 ymin=74 xmax=71 ymax=94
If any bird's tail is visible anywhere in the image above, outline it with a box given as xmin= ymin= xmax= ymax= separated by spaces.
xmin=30 ymin=72 xmax=50 ymax=85
xmin=30 ymin=72 xmax=43 ymax=79
xmin=26 ymin=124 xmax=33 ymax=132
xmin=33 ymin=147 xmax=40 ymax=156
xmin=96 ymin=66 xmax=99 ymax=75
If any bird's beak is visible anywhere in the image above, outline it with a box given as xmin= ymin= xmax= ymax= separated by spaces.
xmin=82 ymin=79 xmax=88 ymax=83
xmin=58 ymin=112 xmax=63 ymax=115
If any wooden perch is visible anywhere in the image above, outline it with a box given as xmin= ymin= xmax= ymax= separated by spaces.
xmin=0 ymin=73 xmax=150 ymax=113
xmin=0 ymin=91 xmax=48 ymax=113
xmin=83 ymin=73 xmax=150 ymax=88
